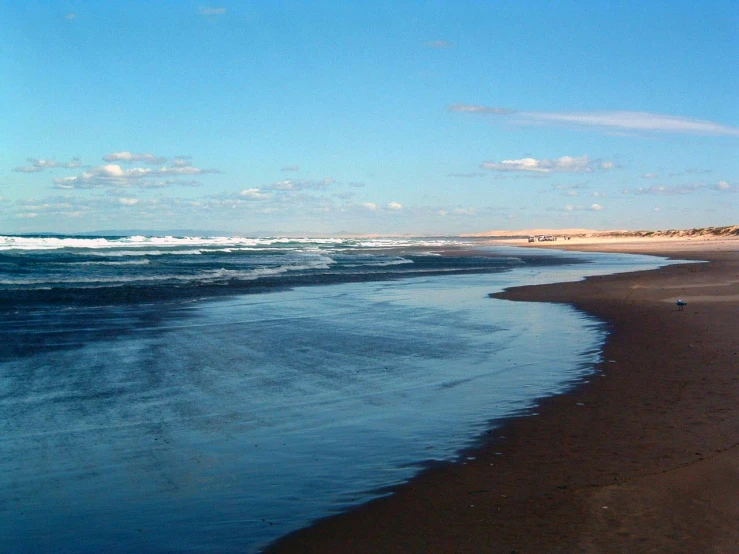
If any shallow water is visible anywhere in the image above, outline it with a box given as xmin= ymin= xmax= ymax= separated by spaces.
xmin=0 ymin=241 xmax=676 ymax=552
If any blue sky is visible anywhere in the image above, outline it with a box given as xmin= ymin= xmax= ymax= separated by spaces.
xmin=1 ymin=1 xmax=737 ymax=235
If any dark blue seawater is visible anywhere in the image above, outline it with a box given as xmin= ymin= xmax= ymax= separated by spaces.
xmin=0 ymin=235 xmax=676 ymax=552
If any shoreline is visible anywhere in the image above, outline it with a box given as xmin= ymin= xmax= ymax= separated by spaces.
xmin=268 ymin=239 xmax=739 ymax=552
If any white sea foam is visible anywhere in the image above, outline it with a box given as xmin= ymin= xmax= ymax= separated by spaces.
xmin=354 ymin=238 xmax=466 ymax=248
xmin=86 ymin=249 xmax=206 ymax=257
xmin=344 ymin=257 xmax=414 ymax=268
xmin=201 ymin=255 xmax=336 ymax=282
xmin=66 ymin=260 xmax=152 ymax=266
xmin=0 ymin=235 xmax=466 ymax=252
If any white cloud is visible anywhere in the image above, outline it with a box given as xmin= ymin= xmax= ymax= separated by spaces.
xmin=482 ymin=158 xmax=549 ymax=172
xmin=53 ymin=160 xmax=219 ymax=189
xmin=239 ymin=188 xmax=271 ymax=200
xmin=103 ymin=151 xmax=168 ymax=164
xmin=159 ymin=166 xmax=216 ymax=176
xmin=64 ymin=13 xmax=77 ymax=20
xmin=481 ymin=155 xmax=600 ymax=174
xmin=280 ymin=165 xmax=300 ymax=172
xmin=452 ymin=105 xmax=739 ymax=136
xmin=711 ymin=180 xmax=736 ymax=192
xmin=641 ymin=173 xmax=659 ymax=179
xmin=362 ymin=202 xmax=378 ymax=211
xmin=563 ymin=203 xmax=604 ymax=212
xmin=599 ymin=161 xmax=614 ymax=170
xmin=387 ymin=202 xmax=403 ymax=210
xmin=118 ymin=198 xmax=139 ymax=205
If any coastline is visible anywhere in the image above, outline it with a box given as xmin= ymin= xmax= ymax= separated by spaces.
xmin=268 ymin=238 xmax=739 ymax=553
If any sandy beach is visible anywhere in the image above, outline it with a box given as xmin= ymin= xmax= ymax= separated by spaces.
xmin=269 ymin=237 xmax=739 ymax=553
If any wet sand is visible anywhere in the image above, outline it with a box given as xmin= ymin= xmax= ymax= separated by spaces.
xmin=268 ymin=241 xmax=739 ymax=553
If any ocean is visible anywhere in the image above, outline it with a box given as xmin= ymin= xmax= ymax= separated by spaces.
xmin=0 ymin=235 xmax=675 ymax=552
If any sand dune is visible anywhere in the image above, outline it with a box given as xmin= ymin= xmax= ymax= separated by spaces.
xmin=471 ymin=224 xmax=739 ymax=239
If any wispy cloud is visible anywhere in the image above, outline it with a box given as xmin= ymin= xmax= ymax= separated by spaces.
xmin=481 ymin=155 xmax=609 ymax=174
xmin=628 ymin=180 xmax=735 ymax=195
xmin=451 ymin=207 xmax=476 ymax=216
xmin=13 ymin=157 xmax=82 ymax=173
xmin=525 ymin=111 xmax=739 ymax=136
xmin=199 ymin=6 xmax=226 ymax=16
xmin=548 ymin=182 xmax=590 ymax=192
xmin=264 ymin=178 xmax=334 ymax=192
xmin=426 ymin=40 xmax=452 ymax=49
xmin=8 ymin=195 xmax=111 ymax=220
xmin=451 ymin=104 xmax=739 ymax=136
xmin=64 ymin=13 xmax=77 ymax=20
xmin=171 ymin=157 xmax=193 ymax=168
xmin=449 ymin=104 xmax=514 ymax=115
xmin=558 ymin=203 xmax=604 ymax=212
xmin=280 ymin=165 xmax=300 ymax=172
xmin=446 ymin=172 xmax=485 ymax=178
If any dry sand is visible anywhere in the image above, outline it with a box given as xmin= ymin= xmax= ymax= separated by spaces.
xmin=269 ymin=237 xmax=739 ymax=553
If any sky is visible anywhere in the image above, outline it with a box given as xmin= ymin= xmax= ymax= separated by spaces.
xmin=1 ymin=1 xmax=737 ymax=236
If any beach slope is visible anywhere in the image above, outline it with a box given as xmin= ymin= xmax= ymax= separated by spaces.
xmin=269 ymin=241 xmax=738 ymax=553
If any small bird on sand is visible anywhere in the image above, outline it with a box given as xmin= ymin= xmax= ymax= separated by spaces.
xmin=676 ymin=299 xmax=687 ymax=311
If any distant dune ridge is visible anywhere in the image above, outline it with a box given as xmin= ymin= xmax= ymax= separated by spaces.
xmin=468 ymin=224 xmax=739 ymax=239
